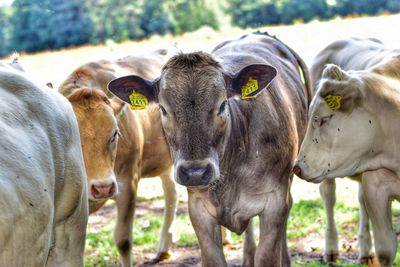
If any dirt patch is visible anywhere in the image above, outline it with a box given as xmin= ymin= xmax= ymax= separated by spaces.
xmin=88 ymin=200 xmax=362 ymax=267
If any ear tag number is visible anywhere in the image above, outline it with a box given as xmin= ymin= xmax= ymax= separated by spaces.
xmin=324 ymin=95 xmax=342 ymax=111
xmin=129 ymin=91 xmax=148 ymax=110
xmin=241 ymin=77 xmax=258 ymax=99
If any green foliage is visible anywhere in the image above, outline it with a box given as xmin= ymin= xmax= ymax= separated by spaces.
xmin=165 ymin=0 xmax=219 ymax=35
xmin=47 ymin=0 xmax=93 ymax=49
xmin=3 ymin=0 xmax=400 ymax=59
xmin=9 ymin=0 xmax=92 ymax=53
xmin=140 ymin=0 xmax=171 ymax=36
xmin=0 ymin=8 xmax=9 ymax=56
xmin=227 ymin=0 xmax=281 ymax=28
xmin=279 ymin=0 xmax=331 ymax=24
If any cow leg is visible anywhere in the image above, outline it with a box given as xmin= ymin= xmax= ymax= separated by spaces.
xmin=114 ymin=173 xmax=138 ymax=267
xmin=319 ymin=179 xmax=339 ymax=263
xmin=356 ymin=180 xmax=374 ymax=263
xmin=152 ymin=169 xmax=178 ymax=262
xmin=362 ymin=170 xmax=398 ymax=267
xmin=255 ymin=184 xmax=291 ymax=267
xmin=188 ymin=191 xmax=227 ymax=267
xmin=242 ymin=218 xmax=256 ymax=267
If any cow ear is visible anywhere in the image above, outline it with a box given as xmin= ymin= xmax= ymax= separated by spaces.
xmin=107 ymin=75 xmax=158 ymax=110
xmin=228 ymin=64 xmax=277 ymax=99
xmin=319 ymin=65 xmax=361 ymax=112
xmin=322 ymin=64 xmax=349 ymax=81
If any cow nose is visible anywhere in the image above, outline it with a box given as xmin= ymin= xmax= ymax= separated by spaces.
xmin=91 ymin=183 xmax=116 ymax=199
xmin=292 ymin=164 xmax=302 ymax=177
xmin=177 ymin=164 xmax=213 ymax=186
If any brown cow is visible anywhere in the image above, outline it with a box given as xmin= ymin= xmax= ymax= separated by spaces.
xmin=109 ymin=32 xmax=310 ymax=267
xmin=58 ymin=49 xmax=178 ymax=266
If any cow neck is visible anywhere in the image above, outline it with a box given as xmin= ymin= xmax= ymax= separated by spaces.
xmin=362 ymin=74 xmax=400 ymax=177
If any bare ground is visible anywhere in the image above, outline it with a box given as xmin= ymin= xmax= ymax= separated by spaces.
xmin=88 ymin=195 xmax=363 ymax=267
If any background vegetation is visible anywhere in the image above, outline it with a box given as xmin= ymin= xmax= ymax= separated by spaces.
xmin=1 ymin=0 xmax=400 ymax=56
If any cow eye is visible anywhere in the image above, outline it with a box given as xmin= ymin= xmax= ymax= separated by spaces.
xmin=159 ymin=104 xmax=167 ymax=116
xmin=110 ymin=130 xmax=119 ymax=143
xmin=218 ymin=100 xmax=227 ymax=116
xmin=319 ymin=114 xmax=334 ymax=127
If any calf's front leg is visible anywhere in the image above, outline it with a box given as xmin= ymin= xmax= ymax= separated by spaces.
xmin=188 ymin=191 xmax=227 ymax=267
xmin=319 ymin=178 xmax=339 ymax=263
xmin=255 ymin=186 xmax=291 ymax=267
xmin=155 ymin=169 xmax=178 ymax=261
xmin=114 ymin=173 xmax=138 ymax=267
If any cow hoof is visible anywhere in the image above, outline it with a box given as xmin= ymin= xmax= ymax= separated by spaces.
xmin=360 ymin=256 xmax=378 ymax=267
xmin=145 ymin=252 xmax=170 ymax=264
xmin=324 ymin=253 xmax=339 ymax=263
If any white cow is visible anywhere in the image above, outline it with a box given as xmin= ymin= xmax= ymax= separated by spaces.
xmin=307 ymin=37 xmax=394 ymax=264
xmin=293 ymin=50 xmax=400 ymax=266
xmin=0 ymin=62 xmax=88 ymax=266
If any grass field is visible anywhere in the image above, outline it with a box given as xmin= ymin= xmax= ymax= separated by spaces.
xmin=3 ymin=13 xmax=400 ymax=267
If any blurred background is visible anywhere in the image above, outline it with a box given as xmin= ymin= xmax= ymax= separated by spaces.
xmin=1 ymin=0 xmax=400 ymax=57
xmin=1 ymin=0 xmax=399 ymax=266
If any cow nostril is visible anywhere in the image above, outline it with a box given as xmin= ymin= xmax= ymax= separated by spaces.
xmin=91 ymin=184 xmax=100 ymax=196
xmin=109 ymin=182 xmax=116 ymax=195
xmin=178 ymin=165 xmax=190 ymax=182
xmin=201 ymin=164 xmax=213 ymax=181
xmin=293 ymin=165 xmax=302 ymax=177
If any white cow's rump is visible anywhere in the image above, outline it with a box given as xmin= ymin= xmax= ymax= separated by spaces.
xmin=0 ymin=64 xmax=88 ymax=266
xmin=294 ymin=39 xmax=400 ymax=267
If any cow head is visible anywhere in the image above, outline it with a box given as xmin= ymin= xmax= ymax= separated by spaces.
xmin=108 ymin=52 xmax=276 ymax=187
xmin=293 ymin=64 xmax=381 ymax=183
xmin=68 ymin=88 xmax=121 ymax=201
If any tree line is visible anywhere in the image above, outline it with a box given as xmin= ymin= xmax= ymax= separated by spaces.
xmin=0 ymin=0 xmax=399 ymax=57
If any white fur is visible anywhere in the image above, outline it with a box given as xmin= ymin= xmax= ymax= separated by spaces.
xmin=0 ymin=65 xmax=88 ymax=266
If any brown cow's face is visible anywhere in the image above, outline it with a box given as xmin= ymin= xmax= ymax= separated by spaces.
xmin=158 ymin=66 xmax=228 ymax=186
xmin=107 ymin=52 xmax=277 ymax=187
xmin=69 ymin=89 xmax=119 ymax=201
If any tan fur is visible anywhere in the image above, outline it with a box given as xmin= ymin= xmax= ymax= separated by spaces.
xmin=58 ymin=48 xmax=178 ymax=266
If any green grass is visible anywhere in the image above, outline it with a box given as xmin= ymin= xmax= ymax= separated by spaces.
xmin=84 ymin=222 xmax=119 ymax=267
xmin=84 ymin=198 xmax=400 ymax=266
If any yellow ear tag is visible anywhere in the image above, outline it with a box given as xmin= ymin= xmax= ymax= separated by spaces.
xmin=324 ymin=95 xmax=342 ymax=111
xmin=129 ymin=91 xmax=148 ymax=110
xmin=241 ymin=77 xmax=258 ymax=99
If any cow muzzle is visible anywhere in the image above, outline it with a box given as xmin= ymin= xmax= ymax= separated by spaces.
xmin=88 ymin=176 xmax=118 ymax=200
xmin=175 ymin=160 xmax=216 ymax=186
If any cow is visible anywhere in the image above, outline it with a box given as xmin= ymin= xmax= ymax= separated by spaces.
xmin=58 ymin=49 xmax=178 ymax=266
xmin=0 ymin=62 xmax=88 ymax=266
xmin=304 ymin=37 xmax=393 ymax=264
xmin=108 ymin=32 xmax=311 ymax=267
xmin=293 ymin=38 xmax=400 ymax=267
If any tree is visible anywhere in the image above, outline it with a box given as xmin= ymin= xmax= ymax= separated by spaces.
xmin=140 ymin=0 xmax=171 ymax=36
xmin=10 ymin=0 xmax=53 ymax=52
xmin=165 ymin=0 xmax=219 ymax=35
xmin=279 ymin=0 xmax=331 ymax=24
xmin=228 ymin=0 xmax=281 ymax=28
xmin=0 ymin=8 xmax=8 ymax=56
xmin=87 ymin=0 xmax=144 ymax=42
xmin=47 ymin=0 xmax=94 ymax=49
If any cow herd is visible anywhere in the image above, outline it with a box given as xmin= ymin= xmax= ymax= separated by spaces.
xmin=0 ymin=31 xmax=399 ymax=267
